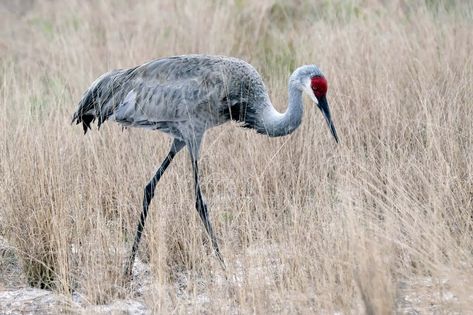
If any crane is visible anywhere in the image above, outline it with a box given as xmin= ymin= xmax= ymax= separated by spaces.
xmin=72 ymin=55 xmax=339 ymax=278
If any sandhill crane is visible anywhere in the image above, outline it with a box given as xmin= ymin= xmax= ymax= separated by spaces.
xmin=72 ymin=55 xmax=338 ymax=278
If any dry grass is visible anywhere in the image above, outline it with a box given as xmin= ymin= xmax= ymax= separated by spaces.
xmin=1 ymin=0 xmax=472 ymax=313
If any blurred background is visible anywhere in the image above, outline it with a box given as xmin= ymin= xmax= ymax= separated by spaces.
xmin=0 ymin=0 xmax=472 ymax=313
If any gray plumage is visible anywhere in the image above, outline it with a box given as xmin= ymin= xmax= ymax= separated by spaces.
xmin=72 ymin=54 xmax=338 ymax=278
xmin=73 ymin=55 xmax=266 ymax=136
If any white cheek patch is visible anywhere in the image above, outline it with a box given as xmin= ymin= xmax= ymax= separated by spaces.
xmin=303 ymin=78 xmax=318 ymax=104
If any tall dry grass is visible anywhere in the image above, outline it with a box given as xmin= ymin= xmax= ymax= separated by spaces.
xmin=0 ymin=0 xmax=472 ymax=313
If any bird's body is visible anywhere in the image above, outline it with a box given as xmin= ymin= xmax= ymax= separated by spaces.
xmin=72 ymin=55 xmax=338 ymax=278
xmin=74 ymin=55 xmax=270 ymax=138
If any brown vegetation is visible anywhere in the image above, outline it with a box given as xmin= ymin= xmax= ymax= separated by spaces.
xmin=0 ymin=0 xmax=472 ymax=313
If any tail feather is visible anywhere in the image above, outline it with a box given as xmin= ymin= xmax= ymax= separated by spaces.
xmin=72 ymin=84 xmax=96 ymax=134
xmin=81 ymin=114 xmax=95 ymax=134
xmin=72 ymin=69 xmax=123 ymax=134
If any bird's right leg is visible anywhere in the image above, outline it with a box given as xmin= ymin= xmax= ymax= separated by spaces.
xmin=188 ymin=147 xmax=225 ymax=268
xmin=125 ymin=138 xmax=185 ymax=279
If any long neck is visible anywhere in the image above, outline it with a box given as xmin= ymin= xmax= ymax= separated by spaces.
xmin=259 ymin=82 xmax=304 ymax=137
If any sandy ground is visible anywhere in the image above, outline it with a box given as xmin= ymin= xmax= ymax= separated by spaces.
xmin=1 ymin=237 xmax=466 ymax=314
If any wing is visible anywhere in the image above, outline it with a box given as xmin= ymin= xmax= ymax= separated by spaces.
xmin=110 ymin=75 xmax=227 ymax=129
xmin=73 ymin=55 xmax=257 ymax=133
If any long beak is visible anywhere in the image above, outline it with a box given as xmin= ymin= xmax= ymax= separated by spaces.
xmin=317 ymin=95 xmax=339 ymax=143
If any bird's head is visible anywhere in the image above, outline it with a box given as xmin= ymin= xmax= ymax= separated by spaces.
xmin=292 ymin=65 xmax=339 ymax=143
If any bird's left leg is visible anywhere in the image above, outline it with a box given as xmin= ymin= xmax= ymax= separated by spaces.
xmin=124 ymin=138 xmax=186 ymax=279
xmin=188 ymin=143 xmax=225 ymax=267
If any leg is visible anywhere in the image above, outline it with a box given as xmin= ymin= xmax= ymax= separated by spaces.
xmin=189 ymin=146 xmax=225 ymax=267
xmin=125 ymin=139 xmax=185 ymax=278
